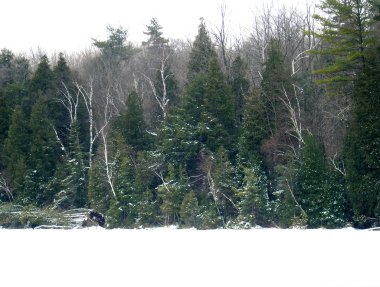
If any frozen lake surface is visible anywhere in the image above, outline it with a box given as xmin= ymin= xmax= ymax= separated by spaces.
xmin=1 ymin=227 xmax=379 ymax=287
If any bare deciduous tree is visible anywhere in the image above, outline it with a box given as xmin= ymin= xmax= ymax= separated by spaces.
xmin=0 ymin=172 xmax=14 ymax=201
xmin=143 ymin=45 xmax=172 ymax=120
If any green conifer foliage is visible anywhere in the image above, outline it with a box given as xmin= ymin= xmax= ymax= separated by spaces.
xmin=0 ymin=83 xmax=29 ymax=163
xmin=93 ymin=25 xmax=132 ymax=62
xmin=238 ymin=88 xmax=269 ymax=165
xmin=107 ymin=136 xmax=143 ymax=227
xmin=52 ymin=53 xmax=73 ymax=145
xmin=181 ymin=73 xmax=206 ymax=126
xmin=155 ymin=110 xmax=200 ymax=172
xmin=0 ymin=90 xmax=10 ymax=167
xmin=180 ymin=191 xmax=199 ymax=227
xmin=3 ymin=105 xmax=30 ymax=195
xmin=311 ymin=0 xmax=375 ymax=84
xmin=261 ymin=40 xmax=291 ymax=134
xmin=201 ymin=57 xmax=235 ymax=151
xmin=297 ymin=135 xmax=348 ymax=228
xmin=53 ymin=121 xmax=86 ymax=209
xmin=345 ymin=59 xmax=380 ymax=224
xmin=230 ymin=55 xmax=250 ymax=128
xmin=143 ymin=18 xmax=168 ymax=47
xmin=88 ymin=159 xmax=110 ymax=214
xmin=30 ymin=55 xmax=54 ymax=94
xmin=119 ymin=91 xmax=149 ymax=151
xmin=54 ymin=53 xmax=72 ymax=85
xmin=156 ymin=163 xmax=189 ymax=225
xmin=187 ymin=20 xmax=217 ymax=80
xmin=28 ymin=95 xmax=61 ymax=205
xmin=209 ymin=147 xmax=239 ymax=224
xmin=297 ymin=135 xmax=326 ymax=228
xmin=236 ymin=166 xmax=270 ymax=227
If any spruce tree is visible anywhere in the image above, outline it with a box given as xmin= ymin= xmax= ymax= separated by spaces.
xmin=88 ymin=158 xmax=110 ymax=214
xmin=52 ymin=52 xmax=73 ymax=145
xmin=187 ymin=20 xmax=217 ymax=80
xmin=344 ymin=57 xmax=380 ymax=225
xmin=297 ymin=135 xmax=348 ymax=228
xmin=261 ymin=40 xmax=291 ymax=134
xmin=28 ymin=95 xmax=61 ymax=205
xmin=3 ymin=105 xmax=30 ymax=196
xmin=156 ymin=163 xmax=189 ymax=225
xmin=296 ymin=135 xmax=326 ymax=228
xmin=230 ymin=55 xmax=250 ymax=128
xmin=238 ymin=89 xmax=269 ymax=165
xmin=53 ymin=121 xmax=86 ymax=209
xmin=180 ymin=190 xmax=199 ymax=227
xmin=53 ymin=52 xmax=72 ymax=85
xmin=211 ymin=147 xmax=239 ymax=223
xmin=201 ymin=57 xmax=235 ymax=151
xmin=236 ymin=166 xmax=270 ymax=227
xmin=181 ymin=73 xmax=206 ymax=126
xmin=0 ymin=90 xmax=10 ymax=167
xmin=155 ymin=109 xmax=200 ymax=173
xmin=118 ymin=90 xmax=149 ymax=151
xmin=30 ymin=55 xmax=54 ymax=94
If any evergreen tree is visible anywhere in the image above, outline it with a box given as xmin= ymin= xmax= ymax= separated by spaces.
xmin=311 ymin=0 xmax=375 ymax=84
xmin=30 ymin=55 xmax=54 ymax=94
xmin=297 ymin=135 xmax=348 ymax=228
xmin=261 ymin=40 xmax=291 ymax=134
xmin=93 ymin=25 xmax=132 ymax=63
xmin=0 ymin=90 xmax=10 ymax=167
xmin=230 ymin=55 xmax=250 ymax=128
xmin=53 ymin=52 xmax=72 ymax=85
xmin=117 ymin=90 xmax=149 ymax=151
xmin=0 ymin=84 xmax=29 ymax=163
xmin=52 ymin=52 xmax=73 ymax=145
xmin=180 ymin=190 xmax=199 ymax=227
xmin=187 ymin=20 xmax=217 ymax=80
xmin=156 ymin=163 xmax=189 ymax=225
xmin=28 ymin=95 xmax=61 ymax=205
xmin=181 ymin=73 xmax=206 ymax=126
xmin=155 ymin=109 xmax=200 ymax=173
xmin=107 ymin=141 xmax=136 ymax=227
xmin=53 ymin=121 xmax=86 ymax=209
xmin=200 ymin=57 xmax=235 ymax=151
xmin=238 ymin=88 xmax=269 ymax=165
xmin=210 ymin=147 xmax=240 ymax=224
xmin=344 ymin=57 xmax=380 ymax=225
xmin=3 ymin=105 xmax=30 ymax=196
xmin=143 ymin=18 xmax=168 ymax=47
xmin=236 ymin=166 xmax=270 ymax=227
xmin=88 ymin=158 xmax=110 ymax=214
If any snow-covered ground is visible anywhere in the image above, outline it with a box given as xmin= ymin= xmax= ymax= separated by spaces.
xmin=1 ymin=227 xmax=379 ymax=287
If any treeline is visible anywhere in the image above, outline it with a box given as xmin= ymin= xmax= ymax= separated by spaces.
xmin=1 ymin=0 xmax=380 ymax=229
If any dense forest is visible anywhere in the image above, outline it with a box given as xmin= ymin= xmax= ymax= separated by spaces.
xmin=1 ymin=0 xmax=380 ymax=229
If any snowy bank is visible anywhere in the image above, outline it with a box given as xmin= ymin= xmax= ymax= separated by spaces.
xmin=0 ymin=228 xmax=379 ymax=287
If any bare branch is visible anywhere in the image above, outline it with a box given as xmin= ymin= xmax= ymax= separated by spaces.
xmin=280 ymin=85 xmax=305 ymax=149
xmin=142 ymin=46 xmax=172 ymax=120
xmin=330 ymin=153 xmax=346 ymax=177
xmin=52 ymin=125 xmax=67 ymax=155
xmin=0 ymin=173 xmax=14 ymax=201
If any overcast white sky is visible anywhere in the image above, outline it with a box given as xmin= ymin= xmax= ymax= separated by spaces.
xmin=0 ymin=0 xmax=312 ymax=54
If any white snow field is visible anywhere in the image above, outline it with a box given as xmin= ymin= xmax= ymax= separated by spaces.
xmin=1 ymin=227 xmax=379 ymax=287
